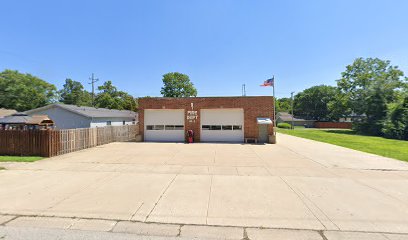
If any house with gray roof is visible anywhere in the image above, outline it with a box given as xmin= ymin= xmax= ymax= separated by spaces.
xmin=25 ymin=104 xmax=138 ymax=129
xmin=276 ymin=112 xmax=316 ymax=127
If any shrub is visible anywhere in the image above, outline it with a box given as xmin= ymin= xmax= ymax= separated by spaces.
xmin=277 ymin=123 xmax=292 ymax=129
xmin=383 ymin=96 xmax=408 ymax=140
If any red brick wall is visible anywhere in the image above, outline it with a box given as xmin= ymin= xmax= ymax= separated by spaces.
xmin=314 ymin=122 xmax=352 ymax=129
xmin=138 ymin=96 xmax=274 ymax=142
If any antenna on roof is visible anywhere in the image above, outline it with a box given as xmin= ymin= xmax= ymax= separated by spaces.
xmin=88 ymin=73 xmax=99 ymax=107
xmin=242 ymin=84 xmax=246 ymax=96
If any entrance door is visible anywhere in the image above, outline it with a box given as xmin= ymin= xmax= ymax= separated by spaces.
xmin=258 ymin=125 xmax=268 ymax=143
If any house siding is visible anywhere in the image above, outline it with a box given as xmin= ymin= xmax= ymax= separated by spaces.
xmin=90 ymin=117 xmax=136 ymax=127
xmin=27 ymin=106 xmax=91 ymax=129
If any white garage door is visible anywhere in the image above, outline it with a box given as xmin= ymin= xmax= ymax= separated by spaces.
xmin=144 ymin=109 xmax=185 ymax=142
xmin=201 ymin=109 xmax=244 ymax=142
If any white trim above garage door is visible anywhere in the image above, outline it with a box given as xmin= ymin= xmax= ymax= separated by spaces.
xmin=144 ymin=109 xmax=185 ymax=142
xmin=200 ymin=109 xmax=244 ymax=142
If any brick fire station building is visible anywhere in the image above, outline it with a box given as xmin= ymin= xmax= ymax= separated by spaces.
xmin=138 ymin=96 xmax=275 ymax=143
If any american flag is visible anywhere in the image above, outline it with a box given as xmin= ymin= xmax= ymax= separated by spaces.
xmin=260 ymin=77 xmax=274 ymax=87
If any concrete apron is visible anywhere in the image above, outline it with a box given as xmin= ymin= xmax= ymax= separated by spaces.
xmin=0 ymin=135 xmax=408 ymax=238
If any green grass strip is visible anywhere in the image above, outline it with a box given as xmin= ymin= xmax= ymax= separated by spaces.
xmin=0 ymin=156 xmax=44 ymax=162
xmin=277 ymin=128 xmax=408 ymax=162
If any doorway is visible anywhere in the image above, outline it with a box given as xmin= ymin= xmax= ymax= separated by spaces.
xmin=258 ymin=125 xmax=268 ymax=143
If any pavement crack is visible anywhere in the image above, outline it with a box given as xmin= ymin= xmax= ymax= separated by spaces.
xmin=362 ymin=168 xmax=407 ymax=172
xmin=177 ymin=224 xmax=183 ymax=237
xmin=350 ymin=178 xmax=408 ymax=208
xmin=318 ymin=230 xmax=328 ymax=240
xmin=144 ymin=173 xmax=179 ymax=222
xmin=46 ymin=172 xmax=119 ymax=211
xmin=277 ymin=140 xmax=329 ymax=169
xmin=205 ymin=175 xmax=213 ymax=225
xmin=129 ymin=202 xmax=144 ymax=221
xmin=279 ymin=176 xmax=339 ymax=230
xmin=108 ymin=220 xmax=120 ymax=232
xmin=0 ymin=216 xmax=18 ymax=226
xmin=67 ymin=218 xmax=80 ymax=229
xmin=242 ymin=228 xmax=250 ymax=240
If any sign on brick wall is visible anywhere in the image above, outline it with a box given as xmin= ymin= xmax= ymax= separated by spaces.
xmin=187 ymin=111 xmax=198 ymax=123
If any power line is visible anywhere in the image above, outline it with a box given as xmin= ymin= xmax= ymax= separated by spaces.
xmin=88 ymin=73 xmax=99 ymax=107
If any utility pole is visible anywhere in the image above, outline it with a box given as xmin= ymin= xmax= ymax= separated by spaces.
xmin=242 ymin=84 xmax=246 ymax=96
xmin=88 ymin=73 xmax=99 ymax=107
xmin=291 ymin=91 xmax=295 ymax=130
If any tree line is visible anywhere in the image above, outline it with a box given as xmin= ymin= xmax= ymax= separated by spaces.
xmin=277 ymin=58 xmax=408 ymax=140
xmin=0 ymin=70 xmax=198 ymax=113
xmin=0 ymin=70 xmax=137 ymax=112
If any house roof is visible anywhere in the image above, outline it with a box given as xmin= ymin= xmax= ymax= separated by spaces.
xmin=0 ymin=113 xmax=53 ymax=125
xmin=27 ymin=115 xmax=54 ymax=125
xmin=277 ymin=112 xmax=316 ymax=122
xmin=26 ymin=104 xmax=138 ymax=119
xmin=0 ymin=113 xmax=31 ymax=124
xmin=0 ymin=108 xmax=17 ymax=118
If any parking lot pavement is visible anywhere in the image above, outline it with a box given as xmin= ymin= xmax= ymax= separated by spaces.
xmin=1 ymin=133 xmax=408 ymax=238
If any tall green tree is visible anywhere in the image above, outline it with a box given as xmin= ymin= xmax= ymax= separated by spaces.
xmin=59 ymin=78 xmax=91 ymax=106
xmin=95 ymin=81 xmax=121 ymax=109
xmin=160 ymin=72 xmax=197 ymax=97
xmin=293 ymin=85 xmax=337 ymax=121
xmin=94 ymin=81 xmax=137 ymax=111
xmin=337 ymin=58 xmax=406 ymax=135
xmin=276 ymin=97 xmax=292 ymax=113
xmin=0 ymin=69 xmax=57 ymax=111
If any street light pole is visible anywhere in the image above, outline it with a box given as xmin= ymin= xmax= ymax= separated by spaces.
xmin=291 ymin=91 xmax=295 ymax=130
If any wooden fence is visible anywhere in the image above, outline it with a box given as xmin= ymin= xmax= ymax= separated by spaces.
xmin=314 ymin=122 xmax=353 ymax=129
xmin=0 ymin=124 xmax=139 ymax=157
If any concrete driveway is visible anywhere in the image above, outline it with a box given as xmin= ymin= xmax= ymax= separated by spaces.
xmin=1 ymin=133 xmax=408 ymax=239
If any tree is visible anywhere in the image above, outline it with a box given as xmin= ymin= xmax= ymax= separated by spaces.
xmin=59 ymin=79 xmax=91 ymax=106
xmin=95 ymin=81 xmax=121 ymax=110
xmin=327 ymin=90 xmax=351 ymax=121
xmin=293 ymin=85 xmax=337 ymax=121
xmin=337 ymin=58 xmax=406 ymax=135
xmin=383 ymin=96 xmax=408 ymax=140
xmin=94 ymin=81 xmax=137 ymax=111
xmin=160 ymin=72 xmax=197 ymax=97
xmin=276 ymin=98 xmax=292 ymax=113
xmin=0 ymin=69 xmax=57 ymax=111
xmin=355 ymin=91 xmax=388 ymax=135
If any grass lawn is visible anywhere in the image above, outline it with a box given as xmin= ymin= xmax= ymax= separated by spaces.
xmin=277 ymin=128 xmax=408 ymax=162
xmin=0 ymin=156 xmax=44 ymax=162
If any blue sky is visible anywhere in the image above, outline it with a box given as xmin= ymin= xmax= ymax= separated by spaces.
xmin=1 ymin=0 xmax=407 ymax=98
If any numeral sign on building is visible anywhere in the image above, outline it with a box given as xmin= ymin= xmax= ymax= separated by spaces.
xmin=187 ymin=111 xmax=198 ymax=123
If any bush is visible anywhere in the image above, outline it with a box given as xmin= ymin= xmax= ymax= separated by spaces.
xmin=382 ymin=96 xmax=408 ymax=140
xmin=277 ymin=123 xmax=292 ymax=129
xmin=353 ymin=121 xmax=384 ymax=136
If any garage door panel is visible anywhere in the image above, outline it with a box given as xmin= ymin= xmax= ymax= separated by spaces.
xmin=145 ymin=109 xmax=184 ymax=125
xmin=144 ymin=109 xmax=185 ymax=142
xmin=201 ymin=109 xmax=244 ymax=143
xmin=201 ymin=109 xmax=244 ymax=125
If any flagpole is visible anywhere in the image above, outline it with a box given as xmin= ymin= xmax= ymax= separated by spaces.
xmin=273 ymin=75 xmax=276 ymax=127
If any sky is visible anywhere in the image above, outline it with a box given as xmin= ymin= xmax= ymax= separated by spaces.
xmin=1 ymin=0 xmax=407 ymax=99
